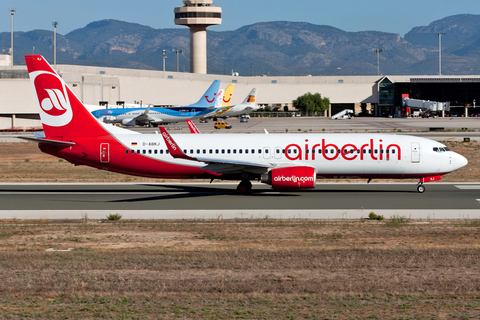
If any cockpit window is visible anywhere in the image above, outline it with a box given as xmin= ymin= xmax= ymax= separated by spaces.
xmin=433 ymin=147 xmax=451 ymax=152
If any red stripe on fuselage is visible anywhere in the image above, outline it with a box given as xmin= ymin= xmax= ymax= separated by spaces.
xmin=39 ymin=136 xmax=217 ymax=179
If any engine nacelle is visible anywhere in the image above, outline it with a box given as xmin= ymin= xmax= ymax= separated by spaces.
xmin=261 ymin=166 xmax=316 ymax=190
xmin=121 ymin=118 xmax=136 ymax=126
xmin=101 ymin=115 xmax=117 ymax=123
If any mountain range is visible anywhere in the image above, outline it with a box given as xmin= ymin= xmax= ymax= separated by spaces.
xmin=1 ymin=14 xmax=480 ymax=76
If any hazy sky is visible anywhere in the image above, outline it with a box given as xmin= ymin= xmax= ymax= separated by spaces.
xmin=2 ymin=0 xmax=480 ymax=36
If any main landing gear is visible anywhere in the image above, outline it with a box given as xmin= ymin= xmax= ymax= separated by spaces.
xmin=236 ymin=179 xmax=252 ymax=195
xmin=416 ymin=183 xmax=425 ymax=193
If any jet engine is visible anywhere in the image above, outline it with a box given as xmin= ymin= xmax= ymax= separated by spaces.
xmin=261 ymin=166 xmax=316 ymax=190
xmin=121 ymin=118 xmax=136 ymax=126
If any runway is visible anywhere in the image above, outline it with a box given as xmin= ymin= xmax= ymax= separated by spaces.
xmin=1 ymin=183 xmax=479 ymax=220
xmin=2 ymin=117 xmax=478 ymax=219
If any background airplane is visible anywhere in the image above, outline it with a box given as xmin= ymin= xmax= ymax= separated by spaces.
xmin=21 ymin=55 xmax=468 ymax=194
xmin=211 ymin=88 xmax=259 ymax=118
xmin=88 ymin=80 xmax=221 ymax=126
xmin=169 ymin=83 xmax=235 ymax=112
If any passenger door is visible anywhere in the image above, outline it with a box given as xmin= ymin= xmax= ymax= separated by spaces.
xmin=411 ymin=142 xmax=420 ymax=163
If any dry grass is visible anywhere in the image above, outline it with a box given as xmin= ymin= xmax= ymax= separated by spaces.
xmin=0 ymin=219 xmax=480 ymax=319
xmin=0 ymin=141 xmax=479 ymax=182
xmin=1 ymin=142 xmax=480 ymax=318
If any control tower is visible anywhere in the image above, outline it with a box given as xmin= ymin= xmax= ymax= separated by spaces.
xmin=174 ymin=0 xmax=222 ymax=74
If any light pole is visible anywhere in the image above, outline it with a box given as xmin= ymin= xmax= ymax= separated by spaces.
xmin=52 ymin=22 xmax=58 ymax=68
xmin=162 ymin=50 xmax=167 ymax=71
xmin=436 ymin=33 xmax=445 ymax=75
xmin=373 ymin=48 xmax=383 ymax=76
xmin=173 ymin=49 xmax=183 ymax=72
xmin=10 ymin=8 xmax=15 ymax=67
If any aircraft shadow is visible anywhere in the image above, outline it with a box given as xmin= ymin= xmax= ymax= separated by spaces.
xmin=108 ymin=183 xmax=417 ymax=203
xmin=110 ymin=184 xmax=298 ymax=203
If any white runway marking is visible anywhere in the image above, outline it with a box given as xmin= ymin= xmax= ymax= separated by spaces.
xmin=455 ymin=185 xmax=480 ymax=189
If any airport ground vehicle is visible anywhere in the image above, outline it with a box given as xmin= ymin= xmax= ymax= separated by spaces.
xmin=214 ymin=121 xmax=232 ymax=129
xmin=332 ymin=109 xmax=354 ymax=120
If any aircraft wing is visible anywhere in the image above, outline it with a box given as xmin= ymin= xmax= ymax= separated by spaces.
xmin=194 ymin=156 xmax=273 ymax=168
xmin=16 ymin=136 xmax=76 ymax=147
xmin=210 ymin=107 xmax=232 ymax=116
xmin=134 ymin=105 xmax=164 ymax=124
xmin=135 ymin=114 xmax=163 ymax=124
xmin=158 ymin=127 xmax=308 ymax=178
xmin=159 ymin=127 xmax=274 ymax=171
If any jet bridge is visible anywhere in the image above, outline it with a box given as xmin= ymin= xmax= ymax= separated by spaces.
xmin=402 ymin=96 xmax=450 ymax=117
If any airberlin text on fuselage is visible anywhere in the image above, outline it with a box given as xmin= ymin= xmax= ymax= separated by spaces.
xmin=285 ymin=139 xmax=401 ymax=161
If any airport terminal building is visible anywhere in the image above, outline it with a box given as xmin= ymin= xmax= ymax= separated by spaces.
xmin=1 ymin=63 xmax=480 ymax=129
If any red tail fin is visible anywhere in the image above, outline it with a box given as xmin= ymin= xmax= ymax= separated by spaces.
xmin=25 ymin=55 xmax=104 ymax=140
xmin=186 ymin=119 xmax=201 ymax=134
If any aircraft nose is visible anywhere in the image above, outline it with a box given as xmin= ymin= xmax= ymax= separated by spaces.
xmin=454 ymin=153 xmax=468 ymax=170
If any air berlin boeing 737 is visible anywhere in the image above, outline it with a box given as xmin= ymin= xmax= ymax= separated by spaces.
xmin=22 ymin=55 xmax=468 ymax=194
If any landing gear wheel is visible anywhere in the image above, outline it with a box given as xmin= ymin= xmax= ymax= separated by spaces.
xmin=236 ymin=180 xmax=252 ymax=195
xmin=417 ymin=184 xmax=425 ymax=193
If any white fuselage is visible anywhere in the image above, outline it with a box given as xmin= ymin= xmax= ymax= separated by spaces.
xmin=219 ymin=104 xmax=260 ymax=118
xmin=107 ymin=124 xmax=466 ymax=179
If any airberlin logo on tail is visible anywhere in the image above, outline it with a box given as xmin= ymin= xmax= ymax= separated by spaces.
xmin=41 ymin=89 xmax=68 ymax=116
xmin=31 ymin=70 xmax=73 ymax=127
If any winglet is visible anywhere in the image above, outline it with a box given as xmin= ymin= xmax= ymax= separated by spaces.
xmin=159 ymin=127 xmax=193 ymax=160
xmin=144 ymin=104 xmax=152 ymax=114
xmin=186 ymin=119 xmax=201 ymax=134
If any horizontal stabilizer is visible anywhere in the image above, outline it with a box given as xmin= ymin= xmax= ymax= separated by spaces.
xmin=16 ymin=136 xmax=76 ymax=147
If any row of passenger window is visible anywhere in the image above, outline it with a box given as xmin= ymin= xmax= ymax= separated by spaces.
xmin=125 ymin=148 xmax=397 ymax=155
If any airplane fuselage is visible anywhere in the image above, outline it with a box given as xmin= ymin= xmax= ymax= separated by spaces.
xmin=40 ymin=127 xmax=465 ymax=181
xmin=91 ymin=107 xmax=214 ymax=125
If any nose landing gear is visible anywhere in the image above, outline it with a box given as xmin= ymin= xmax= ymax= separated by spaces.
xmin=416 ymin=183 xmax=425 ymax=193
xmin=416 ymin=175 xmax=441 ymax=193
